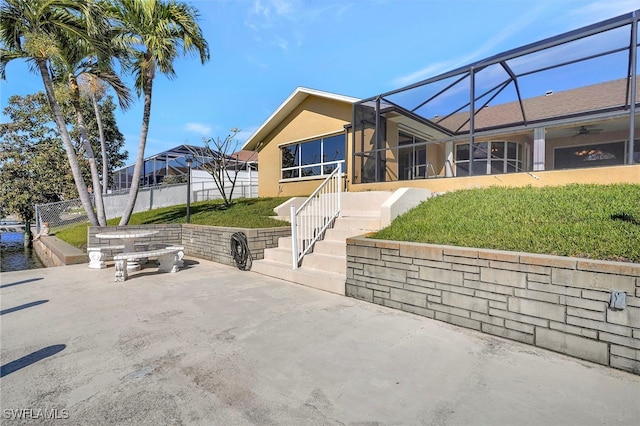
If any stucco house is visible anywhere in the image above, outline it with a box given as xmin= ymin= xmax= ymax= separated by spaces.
xmin=242 ymin=87 xmax=358 ymax=197
xmin=243 ymin=10 xmax=639 ymax=197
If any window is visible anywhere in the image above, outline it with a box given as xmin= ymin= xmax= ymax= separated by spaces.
xmin=398 ymin=131 xmax=428 ymax=180
xmin=455 ymin=141 xmax=526 ymax=176
xmin=281 ymin=133 xmax=345 ymax=180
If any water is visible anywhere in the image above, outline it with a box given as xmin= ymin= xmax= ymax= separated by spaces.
xmin=1 ymin=232 xmax=45 ymax=272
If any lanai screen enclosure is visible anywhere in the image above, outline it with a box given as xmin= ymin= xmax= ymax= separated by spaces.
xmin=352 ymin=10 xmax=639 ymax=184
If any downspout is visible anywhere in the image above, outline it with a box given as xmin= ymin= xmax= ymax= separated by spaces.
xmin=628 ymin=13 xmax=637 ymax=164
xmin=469 ymin=66 xmax=476 ymax=175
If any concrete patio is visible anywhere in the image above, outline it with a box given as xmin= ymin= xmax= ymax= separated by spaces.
xmin=1 ymin=259 xmax=639 ymax=425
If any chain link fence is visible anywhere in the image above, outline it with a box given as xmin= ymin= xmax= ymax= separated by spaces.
xmin=35 ymin=198 xmax=92 ymax=235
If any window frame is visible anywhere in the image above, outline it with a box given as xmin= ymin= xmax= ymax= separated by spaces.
xmin=455 ymin=140 xmax=528 ymax=176
xmin=280 ymin=132 xmax=346 ymax=182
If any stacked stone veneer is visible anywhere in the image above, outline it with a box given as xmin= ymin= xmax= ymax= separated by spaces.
xmin=346 ymin=236 xmax=640 ymax=375
xmin=180 ymin=224 xmax=290 ymax=267
xmin=88 ymin=224 xmax=290 ymax=268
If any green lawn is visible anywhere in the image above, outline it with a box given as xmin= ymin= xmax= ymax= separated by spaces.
xmin=372 ymin=184 xmax=640 ymax=263
xmin=55 ymin=197 xmax=291 ymax=249
xmin=55 ymin=185 xmax=640 ymax=263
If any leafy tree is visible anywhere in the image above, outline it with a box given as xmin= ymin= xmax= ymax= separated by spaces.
xmin=0 ymin=92 xmax=127 ymax=239
xmin=107 ymin=0 xmax=210 ymax=225
xmin=0 ymin=0 xmax=110 ymax=225
xmin=0 ymin=93 xmax=77 ymax=241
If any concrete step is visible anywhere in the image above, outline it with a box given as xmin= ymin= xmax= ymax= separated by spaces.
xmin=265 ymin=241 xmax=345 ymax=271
xmin=333 ymin=215 xmax=381 ymax=231
xmin=277 ymin=236 xmax=293 ymax=250
xmin=340 ymin=209 xmax=381 ymax=218
xmin=263 ymin=247 xmax=293 ymax=264
xmin=312 ymin=239 xmax=346 ymax=256
xmin=324 ymin=227 xmax=372 ymax=241
xmin=341 ymin=191 xmax=393 ymax=214
xmin=251 ymin=259 xmax=345 ymax=295
xmin=301 ymin=252 xmax=345 ymax=275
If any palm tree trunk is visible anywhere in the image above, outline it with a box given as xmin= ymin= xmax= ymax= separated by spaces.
xmin=70 ymin=82 xmax=107 ymax=226
xmin=91 ymin=93 xmax=109 ymax=195
xmin=119 ymin=75 xmax=153 ymax=225
xmin=36 ymin=59 xmax=98 ymax=226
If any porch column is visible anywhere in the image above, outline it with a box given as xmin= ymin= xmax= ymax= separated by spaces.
xmin=533 ymin=127 xmax=546 ymax=171
xmin=445 ymin=142 xmax=454 ymax=177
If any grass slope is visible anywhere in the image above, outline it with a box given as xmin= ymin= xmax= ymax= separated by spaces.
xmin=373 ymin=184 xmax=640 ymax=263
xmin=56 ymin=197 xmax=291 ymax=250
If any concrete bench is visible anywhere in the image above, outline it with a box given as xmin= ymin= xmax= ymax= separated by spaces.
xmin=162 ymin=246 xmax=185 ymax=267
xmin=87 ymin=243 xmax=150 ymax=269
xmin=113 ymin=248 xmax=181 ymax=282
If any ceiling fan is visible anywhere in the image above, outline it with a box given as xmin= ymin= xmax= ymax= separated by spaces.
xmin=572 ymin=125 xmax=603 ymax=137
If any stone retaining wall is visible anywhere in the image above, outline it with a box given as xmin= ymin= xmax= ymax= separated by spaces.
xmin=345 ymin=236 xmax=640 ymax=375
xmin=87 ymin=224 xmax=290 ymax=269
xmin=181 ymin=224 xmax=290 ymax=267
xmin=34 ymin=236 xmax=86 ymax=267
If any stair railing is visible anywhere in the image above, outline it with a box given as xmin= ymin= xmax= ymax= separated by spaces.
xmin=290 ymin=161 xmax=342 ymax=269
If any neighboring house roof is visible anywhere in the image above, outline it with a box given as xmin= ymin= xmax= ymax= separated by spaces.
xmin=242 ymin=87 xmax=360 ymax=151
xmin=231 ymin=149 xmax=258 ymax=163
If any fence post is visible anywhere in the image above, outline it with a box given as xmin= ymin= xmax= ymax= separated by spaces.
xmin=338 ymin=162 xmax=342 ymax=215
xmin=35 ymin=205 xmax=40 ymax=235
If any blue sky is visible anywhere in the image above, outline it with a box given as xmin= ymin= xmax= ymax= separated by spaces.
xmin=1 ymin=0 xmax=638 ymax=166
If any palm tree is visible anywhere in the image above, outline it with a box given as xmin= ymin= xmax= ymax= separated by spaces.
xmin=107 ymin=0 xmax=210 ymax=225
xmin=0 ymin=0 xmax=106 ymax=225
xmin=80 ymin=75 xmax=110 ymax=195
xmin=54 ymin=32 xmax=132 ymax=225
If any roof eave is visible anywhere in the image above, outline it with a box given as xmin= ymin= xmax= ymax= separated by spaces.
xmin=242 ymin=87 xmax=359 ymax=152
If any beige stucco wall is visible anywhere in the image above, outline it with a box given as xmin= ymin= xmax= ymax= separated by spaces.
xmin=257 ymin=96 xmax=353 ymax=197
xmin=348 ymin=164 xmax=640 ymax=193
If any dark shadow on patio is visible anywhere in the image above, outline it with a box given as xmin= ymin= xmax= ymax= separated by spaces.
xmin=1 ymin=344 xmax=66 ymax=378
xmin=0 ymin=277 xmax=44 ymax=289
xmin=1 ymin=300 xmax=48 ymax=316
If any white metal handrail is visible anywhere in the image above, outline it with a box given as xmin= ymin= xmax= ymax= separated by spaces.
xmin=290 ymin=162 xmax=343 ymax=269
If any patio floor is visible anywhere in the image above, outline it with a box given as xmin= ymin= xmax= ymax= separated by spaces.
xmin=1 ymin=259 xmax=639 ymax=425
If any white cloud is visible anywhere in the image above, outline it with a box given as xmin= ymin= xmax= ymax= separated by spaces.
xmin=391 ymin=2 xmax=550 ymax=89
xmin=566 ymin=0 xmax=638 ymax=26
xmin=272 ymin=35 xmax=289 ymax=50
xmin=235 ymin=126 xmax=258 ymax=145
xmin=184 ymin=122 xmax=212 ymax=136
xmin=246 ymin=0 xmax=352 ymax=52
xmin=392 ymin=61 xmax=458 ymax=88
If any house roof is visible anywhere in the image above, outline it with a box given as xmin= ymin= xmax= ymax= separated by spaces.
xmin=242 ymin=87 xmax=360 ymax=151
xmin=436 ymin=77 xmax=639 ymax=133
xmin=230 ymin=149 xmax=258 ymax=163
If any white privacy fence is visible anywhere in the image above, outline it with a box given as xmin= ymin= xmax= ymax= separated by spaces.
xmin=35 ymin=171 xmax=258 ymax=232
xmin=290 ymin=162 xmax=343 ymax=269
xmin=103 ymin=179 xmax=258 ymax=219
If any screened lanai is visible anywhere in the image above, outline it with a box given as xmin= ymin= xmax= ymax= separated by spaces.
xmin=110 ymin=144 xmax=220 ymax=191
xmin=352 ymin=10 xmax=639 ymax=184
